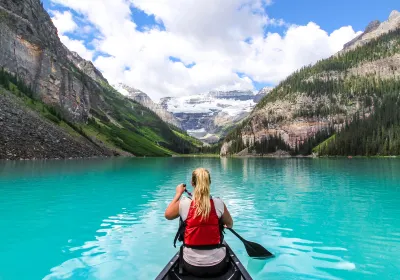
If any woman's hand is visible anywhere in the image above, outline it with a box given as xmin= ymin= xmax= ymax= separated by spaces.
xmin=175 ymin=183 xmax=186 ymax=197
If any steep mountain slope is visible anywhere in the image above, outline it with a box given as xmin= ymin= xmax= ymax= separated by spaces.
xmin=0 ymin=86 xmax=113 ymax=160
xmin=315 ymin=94 xmax=400 ymax=156
xmin=114 ymin=83 xmax=181 ymax=128
xmin=221 ymin=10 xmax=400 ymax=156
xmin=161 ymin=88 xmax=271 ymax=143
xmin=0 ymin=0 xmax=200 ymax=158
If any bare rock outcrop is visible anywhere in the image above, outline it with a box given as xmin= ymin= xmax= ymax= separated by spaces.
xmin=220 ymin=141 xmax=233 ymax=157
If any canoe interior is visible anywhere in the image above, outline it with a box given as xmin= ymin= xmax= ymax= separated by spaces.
xmin=155 ymin=242 xmax=253 ymax=280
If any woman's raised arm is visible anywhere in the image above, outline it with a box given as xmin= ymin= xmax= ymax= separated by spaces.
xmin=164 ymin=184 xmax=186 ymax=220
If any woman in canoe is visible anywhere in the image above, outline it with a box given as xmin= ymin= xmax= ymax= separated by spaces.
xmin=164 ymin=168 xmax=234 ymax=277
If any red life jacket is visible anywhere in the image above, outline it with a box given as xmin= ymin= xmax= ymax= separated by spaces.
xmin=184 ymin=199 xmax=221 ymax=247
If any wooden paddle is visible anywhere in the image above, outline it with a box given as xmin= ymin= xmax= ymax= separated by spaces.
xmin=183 ymin=189 xmax=274 ymax=259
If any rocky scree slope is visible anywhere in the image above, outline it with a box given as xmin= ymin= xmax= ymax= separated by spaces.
xmin=0 ymin=87 xmax=112 ymax=160
xmin=0 ymin=0 xmax=200 ymax=158
xmin=221 ymin=10 xmax=400 ymax=156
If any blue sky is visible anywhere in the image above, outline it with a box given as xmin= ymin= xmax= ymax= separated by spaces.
xmin=267 ymin=0 xmax=399 ymax=33
xmin=43 ymin=0 xmax=399 ymax=36
xmin=43 ymin=0 xmax=399 ymax=98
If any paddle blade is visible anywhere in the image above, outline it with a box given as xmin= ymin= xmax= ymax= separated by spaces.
xmin=243 ymin=240 xmax=274 ymax=259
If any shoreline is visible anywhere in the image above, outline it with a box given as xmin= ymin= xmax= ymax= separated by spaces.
xmin=172 ymin=154 xmax=220 ymax=158
xmin=229 ymin=155 xmax=399 ymax=159
xmin=0 ymin=154 xmax=136 ymax=162
xmin=1 ymin=154 xmax=399 ymax=162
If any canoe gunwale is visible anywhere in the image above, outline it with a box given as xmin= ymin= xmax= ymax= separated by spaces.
xmin=155 ymin=251 xmax=179 ymax=280
xmin=155 ymin=241 xmax=253 ymax=280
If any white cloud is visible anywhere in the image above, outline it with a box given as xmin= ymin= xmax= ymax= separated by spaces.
xmin=238 ymin=23 xmax=362 ymax=84
xmin=51 ymin=10 xmax=77 ymax=34
xmin=50 ymin=0 xmax=361 ymax=100
xmin=50 ymin=10 xmax=94 ymax=60
xmin=60 ymin=35 xmax=94 ymax=61
xmin=82 ymin=25 xmax=93 ymax=34
xmin=265 ymin=0 xmax=274 ymax=5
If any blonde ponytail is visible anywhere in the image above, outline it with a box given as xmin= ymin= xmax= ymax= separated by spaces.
xmin=192 ymin=168 xmax=211 ymax=221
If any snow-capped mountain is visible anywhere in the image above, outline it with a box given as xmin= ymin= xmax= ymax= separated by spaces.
xmin=161 ymin=88 xmax=271 ymax=143
xmin=113 ymin=84 xmax=181 ymax=128
xmin=253 ymin=87 xmax=273 ymax=103
xmin=112 ymin=85 xmax=272 ymax=143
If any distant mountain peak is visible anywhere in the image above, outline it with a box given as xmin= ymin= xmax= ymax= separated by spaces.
xmin=113 ymin=84 xmax=181 ymax=128
xmin=389 ymin=10 xmax=400 ymax=21
xmin=342 ymin=10 xmax=400 ymax=52
xmin=253 ymin=87 xmax=273 ymax=103
xmin=364 ymin=20 xmax=381 ymax=34
xmin=161 ymin=89 xmax=269 ymax=143
xmin=258 ymin=86 xmax=274 ymax=94
xmin=116 ymin=84 xmax=148 ymax=99
xmin=207 ymin=89 xmax=255 ymax=100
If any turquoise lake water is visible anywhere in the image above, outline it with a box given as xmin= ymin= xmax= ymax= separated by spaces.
xmin=0 ymin=158 xmax=399 ymax=280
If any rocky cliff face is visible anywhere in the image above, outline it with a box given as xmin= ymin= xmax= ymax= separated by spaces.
xmin=0 ymin=0 xmax=94 ymax=122
xmin=114 ymin=84 xmax=181 ymax=128
xmin=221 ymin=10 xmax=400 ymax=156
xmin=161 ymin=88 xmax=270 ymax=143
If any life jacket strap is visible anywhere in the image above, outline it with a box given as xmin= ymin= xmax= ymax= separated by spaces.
xmin=173 ymin=218 xmax=186 ymax=248
xmin=179 ymin=245 xmax=184 ymax=275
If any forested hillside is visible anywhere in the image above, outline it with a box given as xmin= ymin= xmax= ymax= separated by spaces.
xmin=315 ymin=94 xmax=400 ymax=156
xmin=221 ymin=13 xmax=400 ymax=157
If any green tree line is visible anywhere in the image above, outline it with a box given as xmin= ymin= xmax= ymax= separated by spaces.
xmin=317 ymin=94 xmax=400 ymax=156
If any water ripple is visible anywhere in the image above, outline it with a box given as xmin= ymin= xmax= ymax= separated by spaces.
xmin=0 ymin=158 xmax=400 ymax=279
